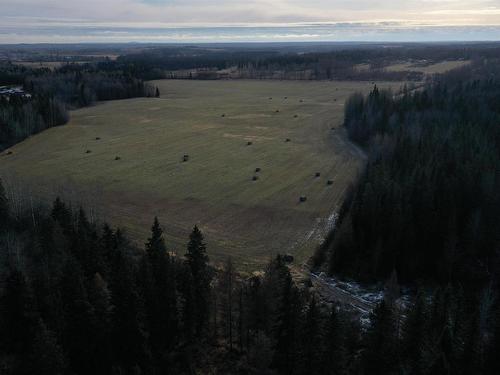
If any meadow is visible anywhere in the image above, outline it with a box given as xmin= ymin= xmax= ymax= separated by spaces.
xmin=0 ymin=79 xmax=398 ymax=269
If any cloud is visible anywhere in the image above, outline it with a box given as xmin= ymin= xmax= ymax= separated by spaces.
xmin=1 ymin=0 xmax=499 ymax=43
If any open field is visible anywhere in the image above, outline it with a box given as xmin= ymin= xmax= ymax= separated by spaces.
xmin=385 ymin=59 xmax=470 ymax=74
xmin=0 ymin=80 xmax=399 ymax=269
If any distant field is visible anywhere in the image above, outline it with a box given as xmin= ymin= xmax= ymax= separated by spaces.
xmin=386 ymin=60 xmax=470 ymax=74
xmin=0 ymin=80 xmax=399 ymax=269
xmin=13 ymin=61 xmax=67 ymax=70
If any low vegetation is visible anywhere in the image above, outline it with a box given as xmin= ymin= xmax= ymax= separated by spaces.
xmin=0 ymin=80 xmax=396 ymax=268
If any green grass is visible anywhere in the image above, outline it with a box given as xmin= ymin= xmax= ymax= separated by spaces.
xmin=0 ymin=79 xmax=398 ymax=270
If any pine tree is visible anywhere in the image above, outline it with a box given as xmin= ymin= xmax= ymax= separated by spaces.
xmin=143 ymin=217 xmax=178 ymax=353
xmin=301 ymin=295 xmax=322 ymax=375
xmin=272 ymin=263 xmax=301 ymax=374
xmin=402 ymin=290 xmax=428 ymax=375
xmin=59 ymin=256 xmax=96 ymax=374
xmin=88 ymin=273 xmax=114 ymax=374
xmin=0 ymin=178 xmax=9 ymax=230
xmin=51 ymin=197 xmax=72 ymax=234
xmin=155 ymin=87 xmax=160 ymax=98
xmin=145 ymin=216 xmax=166 ymax=258
xmin=179 ymin=263 xmax=196 ymax=341
xmin=0 ymin=268 xmax=39 ymax=356
xmin=320 ymin=307 xmax=348 ymax=375
xmin=185 ymin=225 xmax=211 ymax=336
xmin=109 ymin=247 xmax=151 ymax=373
xmin=219 ymin=257 xmax=236 ymax=350
xmin=485 ymin=307 xmax=500 ymax=374
xmin=30 ymin=320 xmax=66 ymax=375
xmin=362 ymin=300 xmax=399 ymax=374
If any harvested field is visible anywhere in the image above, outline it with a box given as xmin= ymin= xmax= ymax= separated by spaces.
xmin=0 ymin=79 xmax=399 ymax=269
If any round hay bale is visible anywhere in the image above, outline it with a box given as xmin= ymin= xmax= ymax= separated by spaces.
xmin=299 ymin=196 xmax=307 ymax=203
xmin=315 ymin=172 xmax=321 ymax=178
xmin=327 ymin=180 xmax=333 ymax=185
xmin=255 ymin=167 xmax=261 ymax=173
xmin=252 ymin=176 xmax=259 ymax=181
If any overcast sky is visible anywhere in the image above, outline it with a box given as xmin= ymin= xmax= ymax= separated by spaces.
xmin=1 ymin=0 xmax=500 ymax=43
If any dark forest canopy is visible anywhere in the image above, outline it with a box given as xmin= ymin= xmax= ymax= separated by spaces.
xmin=317 ymin=59 xmax=500 ymax=286
xmin=112 ymin=42 xmax=500 ymax=81
xmin=0 ymin=188 xmax=499 ymax=375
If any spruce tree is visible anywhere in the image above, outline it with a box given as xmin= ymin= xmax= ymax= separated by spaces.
xmin=109 ymin=247 xmax=151 ymax=374
xmin=30 ymin=320 xmax=67 ymax=375
xmin=1 ymin=268 xmax=39 ymax=356
xmin=219 ymin=257 xmax=236 ymax=350
xmin=59 ymin=256 xmax=96 ymax=374
xmin=0 ymin=178 xmax=9 ymax=230
xmin=88 ymin=273 xmax=114 ymax=374
xmin=321 ymin=307 xmax=348 ymax=375
xmin=301 ymin=296 xmax=322 ymax=375
xmin=362 ymin=300 xmax=399 ymax=374
xmin=401 ymin=290 xmax=427 ymax=375
xmin=272 ymin=263 xmax=301 ymax=374
xmin=185 ymin=225 xmax=211 ymax=336
xmin=145 ymin=216 xmax=166 ymax=258
xmin=143 ymin=217 xmax=178 ymax=353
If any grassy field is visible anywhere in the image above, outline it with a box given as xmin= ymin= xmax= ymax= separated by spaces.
xmin=385 ymin=60 xmax=470 ymax=74
xmin=0 ymin=80 xmax=398 ymax=269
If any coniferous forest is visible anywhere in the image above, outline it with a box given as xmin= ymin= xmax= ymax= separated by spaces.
xmin=325 ymin=59 xmax=500 ymax=285
xmin=0 ymin=62 xmax=154 ymax=150
xmin=1 ymin=189 xmax=498 ymax=375
xmin=0 ymin=45 xmax=499 ymax=374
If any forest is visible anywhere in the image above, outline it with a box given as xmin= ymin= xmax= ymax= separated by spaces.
xmin=113 ymin=43 xmax=500 ymax=81
xmin=0 ymin=43 xmax=499 ymax=374
xmin=0 ymin=62 xmax=154 ymax=151
xmin=0 ymin=187 xmax=498 ymax=375
xmin=320 ymin=59 xmax=500 ymax=286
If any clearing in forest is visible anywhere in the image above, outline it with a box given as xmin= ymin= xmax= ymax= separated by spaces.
xmin=0 ymin=79 xmax=398 ymax=269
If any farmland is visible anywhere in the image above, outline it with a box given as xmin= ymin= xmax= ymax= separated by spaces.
xmin=385 ymin=59 xmax=470 ymax=74
xmin=0 ymin=79 xmax=398 ymax=269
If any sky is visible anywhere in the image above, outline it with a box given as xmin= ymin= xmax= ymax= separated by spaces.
xmin=1 ymin=0 xmax=500 ymax=43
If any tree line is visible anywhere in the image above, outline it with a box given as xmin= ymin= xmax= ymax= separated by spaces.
xmin=0 ymin=62 xmax=155 ymax=151
xmin=318 ymin=59 xmax=500 ymax=286
xmin=0 ymin=181 xmax=499 ymax=374
xmin=114 ymin=43 xmax=500 ymax=82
